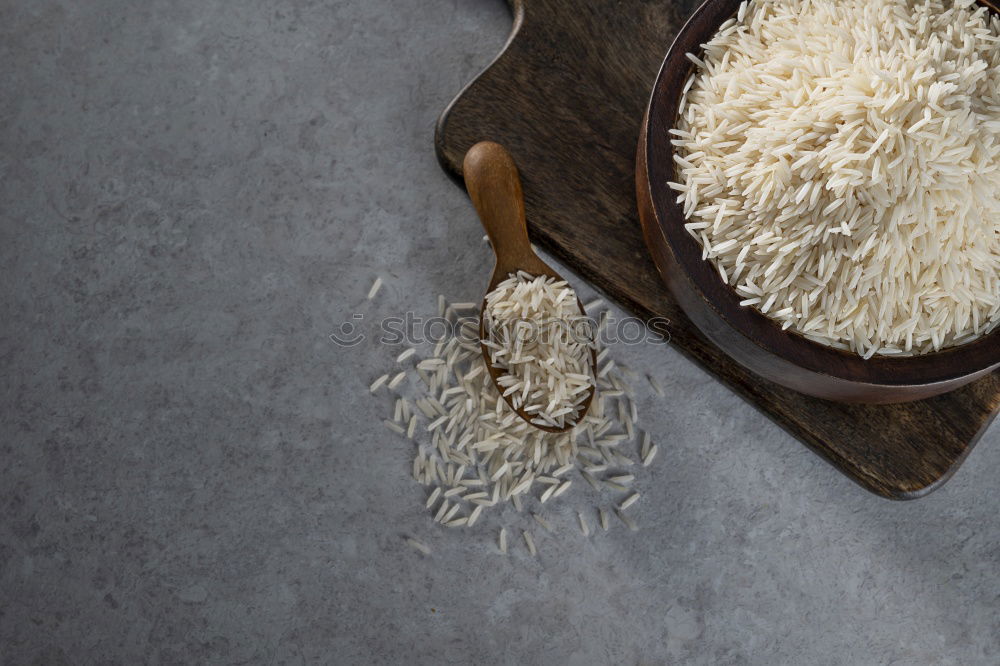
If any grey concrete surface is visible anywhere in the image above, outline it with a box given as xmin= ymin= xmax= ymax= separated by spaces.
xmin=1 ymin=0 xmax=998 ymax=664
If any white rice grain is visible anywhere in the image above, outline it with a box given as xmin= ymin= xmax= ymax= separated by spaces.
xmin=468 ymin=504 xmax=484 ymax=527
xmin=671 ymin=0 xmax=1000 ymax=357
xmin=434 ymin=500 xmax=450 ymax=523
xmin=620 ymin=492 xmax=640 ymax=511
xmin=384 ymin=286 xmax=652 ymax=545
xmin=405 ymin=537 xmax=431 ymax=555
xmin=369 ymin=374 xmax=389 ymax=393
xmin=442 ymin=502 xmax=461 ymax=523
xmin=483 ymin=273 xmax=595 ymax=429
xmin=523 ymin=530 xmax=537 ymax=556
xmin=367 ymin=277 xmax=383 ymax=300
xmin=388 ymin=371 xmax=406 ymax=390
xmin=552 ymin=480 xmax=572 ymax=498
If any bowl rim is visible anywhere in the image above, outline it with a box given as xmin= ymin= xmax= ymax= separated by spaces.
xmin=642 ymin=0 xmax=1000 ymax=386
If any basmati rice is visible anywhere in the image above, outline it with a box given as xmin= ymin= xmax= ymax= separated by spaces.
xmin=483 ymin=272 xmax=595 ymax=429
xmin=369 ymin=374 xmax=389 ymax=393
xmin=405 ymin=537 xmax=431 ymax=555
xmin=523 ymin=529 xmax=537 ymax=556
xmin=425 ymin=487 xmax=441 ymax=509
xmin=620 ymin=492 xmax=640 ymax=511
xmin=670 ymin=0 xmax=1000 ymax=357
xmin=388 ymin=371 xmax=406 ymax=390
xmin=378 ymin=288 xmax=661 ymax=543
xmin=367 ymin=277 xmax=383 ymax=300
xmin=442 ymin=502 xmax=461 ymax=523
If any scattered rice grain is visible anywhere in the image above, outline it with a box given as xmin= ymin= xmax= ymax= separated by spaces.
xmin=405 ymin=537 xmax=431 ymax=555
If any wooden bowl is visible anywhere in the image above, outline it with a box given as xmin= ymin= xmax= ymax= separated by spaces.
xmin=637 ymin=0 xmax=1000 ymax=403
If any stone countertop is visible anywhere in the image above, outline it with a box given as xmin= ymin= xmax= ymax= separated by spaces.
xmin=1 ymin=1 xmax=998 ymax=663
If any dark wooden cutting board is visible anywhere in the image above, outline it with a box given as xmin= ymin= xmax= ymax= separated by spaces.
xmin=434 ymin=0 xmax=1000 ymax=498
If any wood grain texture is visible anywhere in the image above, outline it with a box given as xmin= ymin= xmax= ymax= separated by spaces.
xmin=434 ymin=0 xmax=1000 ymax=498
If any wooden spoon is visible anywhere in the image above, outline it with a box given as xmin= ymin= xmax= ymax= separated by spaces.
xmin=462 ymin=141 xmax=596 ymax=433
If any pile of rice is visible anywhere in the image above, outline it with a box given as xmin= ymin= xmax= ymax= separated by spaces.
xmin=370 ymin=285 xmax=660 ymax=555
xmin=482 ymin=272 xmax=595 ymax=429
xmin=669 ymin=0 xmax=1000 ymax=358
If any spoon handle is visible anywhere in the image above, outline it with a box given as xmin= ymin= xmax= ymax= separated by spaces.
xmin=463 ymin=142 xmax=534 ymax=271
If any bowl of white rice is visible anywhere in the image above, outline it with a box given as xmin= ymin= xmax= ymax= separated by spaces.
xmin=637 ymin=0 xmax=1000 ymax=402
